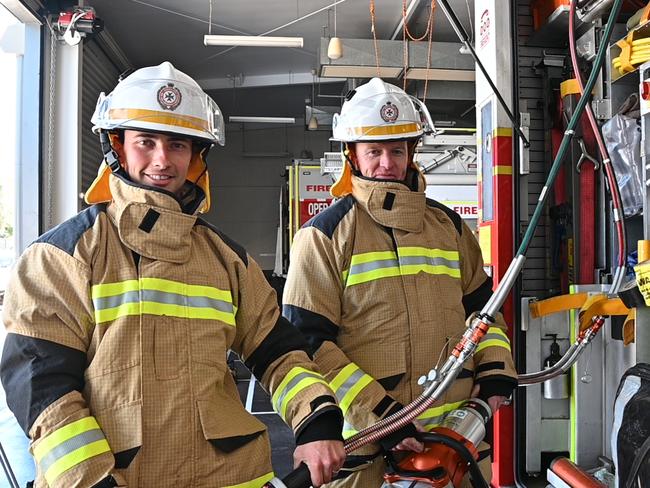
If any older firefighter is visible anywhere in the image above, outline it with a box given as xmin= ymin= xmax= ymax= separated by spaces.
xmin=0 ymin=62 xmax=345 ymax=488
xmin=282 ymin=78 xmax=517 ymax=486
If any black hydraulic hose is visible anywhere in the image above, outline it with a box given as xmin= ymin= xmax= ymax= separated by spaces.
xmin=418 ymin=433 xmax=489 ymax=488
xmin=436 ymin=0 xmax=530 ymax=148
xmin=0 ymin=441 xmax=19 ymax=488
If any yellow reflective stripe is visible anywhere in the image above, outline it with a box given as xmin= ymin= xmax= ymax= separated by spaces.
xmin=338 ymin=375 xmax=373 ymax=415
xmin=399 ymin=264 xmax=461 ymax=278
xmin=34 ymin=417 xmax=101 ymax=461
xmin=109 ymin=108 xmax=210 ymax=132
xmin=139 ymin=277 xmax=233 ymax=302
xmin=92 ymin=278 xmax=235 ymax=325
xmin=476 ymin=338 xmax=512 ymax=353
xmin=493 ymin=165 xmax=513 ymax=175
xmin=330 ymin=363 xmax=359 ymax=392
xmin=223 ymin=471 xmax=275 ymax=488
xmin=398 ymin=247 xmax=459 ymax=260
xmin=350 ymin=251 xmax=398 ymax=265
xmin=91 ymin=280 xmax=139 ymax=299
xmin=417 ymin=400 xmax=465 ymax=431
xmin=487 ymin=327 xmax=509 ymax=340
xmin=272 ymin=367 xmax=329 ymax=420
xmin=343 ymin=429 xmax=358 ymax=439
xmin=44 ymin=440 xmax=111 ymax=486
xmin=346 ymin=266 xmax=402 ymax=286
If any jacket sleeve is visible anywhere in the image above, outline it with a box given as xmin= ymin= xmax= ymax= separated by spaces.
xmin=0 ymin=244 xmax=124 ymax=488
xmin=458 ymin=221 xmax=518 ymax=398
xmin=230 ymin=253 xmax=343 ymax=444
xmin=283 ymin=226 xmax=398 ymax=438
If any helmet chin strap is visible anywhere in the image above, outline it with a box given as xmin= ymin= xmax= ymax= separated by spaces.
xmin=344 ymin=140 xmax=420 ymax=189
xmin=99 ymin=130 xmax=128 ymax=178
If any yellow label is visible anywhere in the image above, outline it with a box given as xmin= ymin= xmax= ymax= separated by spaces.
xmin=634 ymin=260 xmax=650 ymax=306
xmin=478 ymin=225 xmax=492 ymax=265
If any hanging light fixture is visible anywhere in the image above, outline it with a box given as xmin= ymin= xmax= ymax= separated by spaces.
xmin=308 ymin=70 xmax=319 ymax=130
xmin=327 ymin=3 xmax=342 ymax=60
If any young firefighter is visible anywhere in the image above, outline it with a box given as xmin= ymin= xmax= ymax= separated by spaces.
xmin=283 ymin=78 xmax=517 ymax=486
xmin=0 ymin=62 xmax=345 ymax=488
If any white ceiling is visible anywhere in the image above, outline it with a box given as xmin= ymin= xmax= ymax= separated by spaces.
xmin=88 ymin=0 xmax=476 ymax=89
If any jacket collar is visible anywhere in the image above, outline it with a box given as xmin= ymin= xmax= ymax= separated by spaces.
xmin=107 ymin=174 xmax=203 ymax=263
xmin=351 ymin=170 xmax=426 ymax=233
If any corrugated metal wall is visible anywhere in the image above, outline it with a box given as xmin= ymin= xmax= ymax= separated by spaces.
xmin=80 ymin=39 xmax=122 ymax=207
xmin=516 ymin=0 xmax=555 ymax=299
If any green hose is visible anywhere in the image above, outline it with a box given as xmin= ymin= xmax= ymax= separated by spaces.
xmin=518 ymin=0 xmax=624 ymax=255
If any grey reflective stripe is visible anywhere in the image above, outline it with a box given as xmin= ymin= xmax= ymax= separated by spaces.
xmin=142 ymin=290 xmax=234 ymax=313
xmin=333 ymin=368 xmax=366 ymax=400
xmin=348 ymin=258 xmax=399 ymax=276
xmin=38 ymin=429 xmax=106 ymax=474
xmin=399 ymin=255 xmax=460 ymax=269
xmin=93 ymin=289 xmax=234 ymax=314
xmin=481 ymin=333 xmax=510 ymax=343
xmin=273 ymin=371 xmax=322 ymax=414
xmin=93 ymin=290 xmax=139 ymax=310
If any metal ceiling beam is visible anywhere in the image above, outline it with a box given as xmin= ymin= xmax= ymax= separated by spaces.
xmin=197 ymin=72 xmax=344 ymax=90
xmin=319 ymin=37 xmax=474 ymax=79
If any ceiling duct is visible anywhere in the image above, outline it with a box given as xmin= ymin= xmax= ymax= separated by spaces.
xmin=319 ymin=38 xmax=474 ymax=81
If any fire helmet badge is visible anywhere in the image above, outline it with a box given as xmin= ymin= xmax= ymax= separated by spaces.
xmin=157 ymin=83 xmax=182 ymax=111
xmin=380 ymin=101 xmax=399 ymax=122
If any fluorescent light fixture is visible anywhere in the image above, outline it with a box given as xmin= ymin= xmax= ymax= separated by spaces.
xmin=229 ymin=116 xmax=295 ymax=124
xmin=404 ymin=68 xmax=475 ymax=81
xmin=320 ymin=65 xmax=403 ymax=78
xmin=204 ymin=35 xmax=303 ymax=48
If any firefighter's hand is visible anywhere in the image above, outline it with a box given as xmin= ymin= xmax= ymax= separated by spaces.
xmin=293 ymin=440 xmax=345 ymax=486
xmin=471 ymin=384 xmax=508 ymax=413
xmin=392 ymin=419 xmax=425 ymax=453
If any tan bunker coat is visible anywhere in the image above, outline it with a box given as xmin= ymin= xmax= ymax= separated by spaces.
xmin=1 ymin=175 xmax=342 ymax=488
xmin=283 ymin=173 xmax=517 ymax=486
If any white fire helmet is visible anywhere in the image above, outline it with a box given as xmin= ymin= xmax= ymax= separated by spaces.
xmin=332 ymin=77 xmax=434 ymax=142
xmin=330 ymin=78 xmax=433 ymax=197
xmin=85 ymin=62 xmax=223 ymax=212
xmin=91 ymin=61 xmax=225 ymax=146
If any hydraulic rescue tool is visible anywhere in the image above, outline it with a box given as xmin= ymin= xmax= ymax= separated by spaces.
xmin=264 ymin=1 xmax=625 ymax=486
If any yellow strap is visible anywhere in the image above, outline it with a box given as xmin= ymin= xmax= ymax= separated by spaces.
xmin=529 ymin=293 xmax=588 ymax=318
xmin=615 ymin=39 xmax=635 ymax=75
xmin=578 ymin=294 xmax=630 ymax=331
xmin=623 ymin=309 xmax=636 ymax=346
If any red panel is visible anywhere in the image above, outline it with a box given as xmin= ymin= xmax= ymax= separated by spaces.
xmin=490 ymin=133 xmax=515 ymax=487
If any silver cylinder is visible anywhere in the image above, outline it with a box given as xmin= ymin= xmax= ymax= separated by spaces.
xmin=543 ymin=372 xmax=570 ymax=399
xmin=439 ymin=398 xmax=491 ymax=447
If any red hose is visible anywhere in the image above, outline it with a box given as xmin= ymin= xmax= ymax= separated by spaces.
xmin=550 ymin=458 xmax=607 ymax=488
xmin=569 ymin=0 xmax=626 ymax=270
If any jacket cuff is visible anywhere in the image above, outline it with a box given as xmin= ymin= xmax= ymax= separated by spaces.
xmin=476 ymin=375 xmax=517 ymax=399
xmin=378 ymin=421 xmax=418 ymax=451
xmin=295 ymin=408 xmax=344 ymax=445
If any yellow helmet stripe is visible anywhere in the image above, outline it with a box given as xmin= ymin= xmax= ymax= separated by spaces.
xmin=109 ymin=108 xmax=209 ymax=132
xmin=349 ymin=122 xmax=421 ymax=137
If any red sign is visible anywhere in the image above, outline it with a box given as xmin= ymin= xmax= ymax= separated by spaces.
xmin=300 ymin=199 xmax=332 ymax=226
xmin=479 ymin=9 xmax=490 ymax=48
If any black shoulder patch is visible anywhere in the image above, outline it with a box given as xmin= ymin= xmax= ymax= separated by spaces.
xmin=426 ymin=198 xmax=462 ymax=235
xmin=34 ymin=204 xmax=106 ymax=256
xmin=195 ymin=218 xmax=248 ymax=267
xmin=304 ymin=195 xmax=355 ymax=239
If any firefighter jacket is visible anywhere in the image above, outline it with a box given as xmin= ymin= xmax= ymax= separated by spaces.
xmin=1 ymin=173 xmax=343 ymax=488
xmin=283 ymin=171 xmax=517 ymax=458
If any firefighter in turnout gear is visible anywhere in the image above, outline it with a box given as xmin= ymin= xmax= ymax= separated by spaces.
xmin=283 ymin=78 xmax=517 ymax=487
xmin=0 ymin=62 xmax=345 ymax=488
